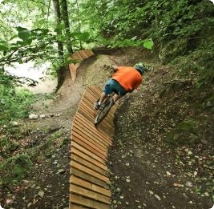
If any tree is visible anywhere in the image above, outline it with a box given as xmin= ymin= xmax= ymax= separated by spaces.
xmin=52 ymin=0 xmax=64 ymax=57
xmin=60 ymin=0 xmax=73 ymax=54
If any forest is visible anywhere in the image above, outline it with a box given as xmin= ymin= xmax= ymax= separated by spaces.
xmin=1 ymin=0 xmax=213 ymax=85
xmin=0 ymin=0 xmax=214 ymax=208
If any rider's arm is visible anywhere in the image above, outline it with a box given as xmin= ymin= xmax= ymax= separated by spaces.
xmin=112 ymin=65 xmax=119 ymax=72
xmin=128 ymin=79 xmax=142 ymax=93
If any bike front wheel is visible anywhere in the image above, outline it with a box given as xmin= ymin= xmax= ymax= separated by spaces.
xmin=94 ymin=98 xmax=114 ymax=125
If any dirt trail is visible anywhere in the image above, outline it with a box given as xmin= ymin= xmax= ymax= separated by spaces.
xmin=1 ymin=48 xmax=213 ymax=209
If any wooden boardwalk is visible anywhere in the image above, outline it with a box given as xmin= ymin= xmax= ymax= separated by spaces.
xmin=69 ymin=86 xmax=117 ymax=209
xmin=69 ymin=50 xmax=94 ymax=81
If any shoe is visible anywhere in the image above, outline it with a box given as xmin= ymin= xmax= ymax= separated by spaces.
xmin=94 ymin=100 xmax=101 ymax=110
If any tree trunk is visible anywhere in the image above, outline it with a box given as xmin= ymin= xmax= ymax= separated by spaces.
xmin=60 ymin=0 xmax=73 ymax=54
xmin=52 ymin=0 xmax=64 ymax=56
xmin=74 ymin=0 xmax=82 ymax=49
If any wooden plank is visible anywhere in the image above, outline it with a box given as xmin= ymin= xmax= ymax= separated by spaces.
xmin=71 ymin=147 xmax=107 ymax=171
xmin=77 ymin=108 xmax=96 ymax=126
xmin=70 ymin=184 xmax=111 ymax=204
xmin=71 ymin=168 xmax=109 ymax=188
xmin=69 ymin=86 xmax=114 ymax=209
xmin=81 ymin=92 xmax=116 ymax=119
xmin=88 ymin=86 xmax=102 ymax=96
xmin=82 ymin=91 xmax=99 ymax=104
xmin=83 ymin=93 xmax=99 ymax=104
xmin=72 ymin=133 xmax=107 ymax=161
xmin=70 ymin=193 xmax=110 ymax=209
xmin=78 ymin=89 xmax=97 ymax=103
xmin=95 ymin=112 xmax=115 ymax=128
xmin=69 ymin=204 xmax=89 ymax=209
xmin=77 ymin=107 xmax=114 ymax=136
xmin=69 ymin=64 xmax=77 ymax=81
xmin=80 ymin=50 xmax=88 ymax=59
xmin=78 ymin=102 xmax=94 ymax=116
xmin=85 ymin=49 xmax=94 ymax=57
xmin=71 ymin=123 xmax=108 ymax=146
xmin=71 ymin=141 xmax=105 ymax=164
xmin=71 ymin=161 xmax=110 ymax=183
xmin=72 ymin=51 xmax=83 ymax=61
xmin=73 ymin=114 xmax=112 ymax=145
xmin=73 ymin=104 xmax=93 ymax=119
xmin=70 ymin=175 xmax=111 ymax=197
xmin=94 ymin=119 xmax=115 ymax=136
xmin=81 ymin=92 xmax=100 ymax=109
xmin=73 ymin=117 xmax=109 ymax=142
xmin=78 ymin=90 xmax=117 ymax=133
xmin=71 ymin=154 xmax=107 ymax=176
xmin=79 ymin=100 xmax=96 ymax=116
xmin=75 ymin=112 xmax=111 ymax=141
xmin=72 ymin=122 xmax=110 ymax=148
xmin=72 ymin=114 xmax=108 ymax=146
xmin=72 ymin=131 xmax=107 ymax=158
xmin=72 ymin=125 xmax=108 ymax=150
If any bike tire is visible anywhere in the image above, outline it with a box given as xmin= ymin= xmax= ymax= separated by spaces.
xmin=94 ymin=97 xmax=114 ymax=125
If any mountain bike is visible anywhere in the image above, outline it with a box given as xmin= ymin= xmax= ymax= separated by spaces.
xmin=94 ymin=93 xmax=115 ymax=125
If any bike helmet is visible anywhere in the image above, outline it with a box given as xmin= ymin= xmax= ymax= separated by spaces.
xmin=134 ymin=62 xmax=148 ymax=74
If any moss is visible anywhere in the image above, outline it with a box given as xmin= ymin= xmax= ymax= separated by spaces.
xmin=165 ymin=113 xmax=214 ymax=146
xmin=165 ymin=119 xmax=200 ymax=146
xmin=159 ymin=39 xmax=188 ymax=64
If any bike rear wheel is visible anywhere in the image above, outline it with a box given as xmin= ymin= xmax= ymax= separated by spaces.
xmin=94 ymin=97 xmax=114 ymax=125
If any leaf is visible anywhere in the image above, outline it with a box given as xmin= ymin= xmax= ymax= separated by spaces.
xmin=54 ymin=23 xmax=65 ymax=33
xmin=16 ymin=27 xmax=31 ymax=41
xmin=72 ymin=32 xmax=90 ymax=41
xmin=32 ymin=28 xmax=49 ymax=36
xmin=38 ymin=190 xmax=44 ymax=198
xmin=0 ymin=43 xmax=8 ymax=51
xmin=0 ymin=39 xmax=9 ymax=52
xmin=143 ymin=39 xmax=154 ymax=49
xmin=173 ymin=183 xmax=184 ymax=187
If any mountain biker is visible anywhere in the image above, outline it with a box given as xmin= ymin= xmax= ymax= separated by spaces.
xmin=94 ymin=62 xmax=148 ymax=110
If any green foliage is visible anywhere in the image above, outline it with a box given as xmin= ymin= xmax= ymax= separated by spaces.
xmin=172 ymin=39 xmax=214 ymax=87
xmin=165 ymin=119 xmax=200 ymax=146
xmin=81 ymin=0 xmax=214 ymax=89
xmin=108 ymin=38 xmax=154 ymax=49
xmin=0 ymin=39 xmax=9 ymax=51
xmin=0 ymin=154 xmax=32 ymax=184
xmin=71 ymin=31 xmax=90 ymax=42
xmin=0 ymin=0 xmax=94 ymax=71
xmin=165 ymin=112 xmax=214 ymax=147
xmin=0 ymin=75 xmax=35 ymax=123
xmin=0 ymin=27 xmax=56 ymax=65
xmin=0 ymin=127 xmax=66 ymax=186
xmin=146 ymin=0 xmax=214 ymax=41
xmin=0 ymin=0 xmax=213 ymax=87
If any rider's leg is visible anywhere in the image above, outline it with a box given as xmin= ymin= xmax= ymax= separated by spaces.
xmin=111 ymin=80 xmax=126 ymax=104
xmin=94 ymin=79 xmax=113 ymax=110
xmin=112 ymin=94 xmax=122 ymax=103
xmin=98 ymin=92 xmax=108 ymax=105
xmin=98 ymin=79 xmax=114 ymax=104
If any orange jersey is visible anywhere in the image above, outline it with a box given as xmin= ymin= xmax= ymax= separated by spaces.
xmin=112 ymin=66 xmax=142 ymax=91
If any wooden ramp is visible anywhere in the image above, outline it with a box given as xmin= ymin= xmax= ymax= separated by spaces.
xmin=69 ymin=50 xmax=94 ymax=81
xmin=69 ymin=86 xmax=117 ymax=209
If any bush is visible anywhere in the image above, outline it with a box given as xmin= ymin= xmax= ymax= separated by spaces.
xmin=0 ymin=74 xmax=35 ymax=124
